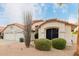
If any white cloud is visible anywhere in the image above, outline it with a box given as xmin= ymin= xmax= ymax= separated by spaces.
xmin=32 ymin=4 xmax=43 ymax=20
xmin=5 ymin=4 xmax=23 ymax=24
xmin=53 ymin=3 xmax=68 ymax=14
xmin=40 ymin=3 xmax=45 ymax=7
xmin=5 ymin=3 xmax=43 ymax=22
xmin=5 ymin=3 xmax=34 ymax=24
xmin=68 ymin=15 xmax=77 ymax=24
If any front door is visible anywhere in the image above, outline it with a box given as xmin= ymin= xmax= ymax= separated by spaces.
xmin=46 ymin=28 xmax=58 ymax=40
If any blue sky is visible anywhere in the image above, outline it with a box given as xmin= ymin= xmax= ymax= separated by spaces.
xmin=0 ymin=3 xmax=78 ymax=26
xmin=33 ymin=3 xmax=78 ymax=22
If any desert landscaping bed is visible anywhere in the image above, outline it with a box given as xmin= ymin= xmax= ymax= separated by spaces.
xmin=0 ymin=40 xmax=76 ymax=56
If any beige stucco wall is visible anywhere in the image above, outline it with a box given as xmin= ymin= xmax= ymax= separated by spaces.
xmin=3 ymin=25 xmax=24 ymax=41
xmin=65 ymin=25 xmax=72 ymax=45
xmin=38 ymin=22 xmax=72 ymax=45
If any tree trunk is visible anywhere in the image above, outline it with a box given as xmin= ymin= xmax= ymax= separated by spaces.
xmin=77 ymin=25 xmax=79 ymax=54
xmin=74 ymin=19 xmax=79 ymax=55
xmin=74 ymin=4 xmax=79 ymax=55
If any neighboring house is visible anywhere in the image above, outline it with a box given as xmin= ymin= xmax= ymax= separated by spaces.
xmin=1 ymin=20 xmax=44 ymax=41
xmin=38 ymin=19 xmax=77 ymax=45
xmin=1 ymin=23 xmax=25 ymax=41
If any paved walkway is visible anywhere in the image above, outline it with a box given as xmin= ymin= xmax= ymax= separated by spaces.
xmin=0 ymin=40 xmax=76 ymax=56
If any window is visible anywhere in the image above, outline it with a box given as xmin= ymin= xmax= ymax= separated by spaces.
xmin=46 ymin=28 xmax=59 ymax=40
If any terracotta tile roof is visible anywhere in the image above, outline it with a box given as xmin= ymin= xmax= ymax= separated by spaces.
xmin=0 ymin=26 xmax=5 ymax=32
xmin=1 ymin=23 xmax=26 ymax=32
xmin=32 ymin=20 xmax=44 ymax=25
xmin=38 ymin=19 xmax=77 ymax=28
xmin=12 ymin=23 xmax=25 ymax=29
xmin=13 ymin=21 xmax=44 ymax=30
xmin=1 ymin=19 xmax=77 ymax=32
xmin=1 ymin=20 xmax=44 ymax=32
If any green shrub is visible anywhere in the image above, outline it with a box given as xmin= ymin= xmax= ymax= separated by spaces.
xmin=72 ymin=31 xmax=77 ymax=34
xmin=34 ymin=39 xmax=51 ymax=51
xmin=52 ymin=38 xmax=66 ymax=50
xmin=19 ymin=38 xmax=24 ymax=42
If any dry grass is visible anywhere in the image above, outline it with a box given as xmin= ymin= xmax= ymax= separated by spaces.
xmin=0 ymin=40 xmax=76 ymax=56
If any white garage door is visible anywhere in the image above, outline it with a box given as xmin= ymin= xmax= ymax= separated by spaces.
xmin=4 ymin=33 xmax=24 ymax=42
xmin=4 ymin=33 xmax=17 ymax=41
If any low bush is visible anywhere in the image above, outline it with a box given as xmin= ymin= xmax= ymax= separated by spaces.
xmin=34 ymin=39 xmax=51 ymax=51
xmin=52 ymin=38 xmax=66 ymax=50
xmin=19 ymin=38 xmax=24 ymax=42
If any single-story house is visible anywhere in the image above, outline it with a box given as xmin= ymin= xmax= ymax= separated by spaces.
xmin=38 ymin=19 xmax=77 ymax=45
xmin=0 ymin=19 xmax=77 ymax=45
xmin=1 ymin=23 xmax=25 ymax=41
